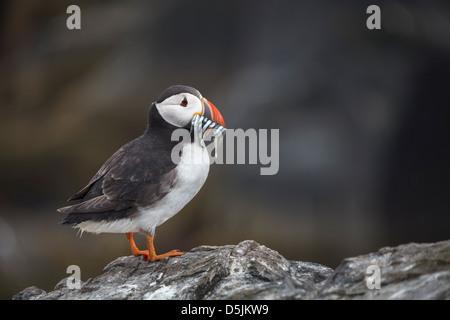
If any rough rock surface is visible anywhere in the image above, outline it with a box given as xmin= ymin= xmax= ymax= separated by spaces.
xmin=13 ymin=239 xmax=450 ymax=300
xmin=318 ymin=239 xmax=450 ymax=300
xmin=13 ymin=240 xmax=333 ymax=300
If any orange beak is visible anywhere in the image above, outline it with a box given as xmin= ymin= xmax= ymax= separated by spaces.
xmin=201 ymin=98 xmax=225 ymax=128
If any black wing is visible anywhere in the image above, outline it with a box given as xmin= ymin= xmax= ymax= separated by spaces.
xmin=58 ymin=134 xmax=177 ymax=224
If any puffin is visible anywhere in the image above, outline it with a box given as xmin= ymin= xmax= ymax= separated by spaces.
xmin=58 ymin=85 xmax=225 ymax=262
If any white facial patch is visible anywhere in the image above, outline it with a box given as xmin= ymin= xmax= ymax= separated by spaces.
xmin=155 ymin=93 xmax=203 ymax=127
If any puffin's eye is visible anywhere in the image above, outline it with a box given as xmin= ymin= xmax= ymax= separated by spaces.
xmin=180 ymin=97 xmax=188 ymax=107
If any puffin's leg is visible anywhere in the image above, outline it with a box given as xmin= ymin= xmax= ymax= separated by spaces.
xmin=126 ymin=233 xmax=149 ymax=260
xmin=145 ymin=234 xmax=184 ymax=262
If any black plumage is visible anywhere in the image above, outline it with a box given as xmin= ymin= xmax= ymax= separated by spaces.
xmin=156 ymin=85 xmax=201 ymax=104
xmin=58 ymin=102 xmax=180 ymax=225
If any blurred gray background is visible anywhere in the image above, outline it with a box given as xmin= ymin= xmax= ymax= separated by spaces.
xmin=1 ymin=0 xmax=449 ymax=299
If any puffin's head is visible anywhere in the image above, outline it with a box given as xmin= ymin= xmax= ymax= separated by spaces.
xmin=154 ymin=85 xmax=225 ymax=129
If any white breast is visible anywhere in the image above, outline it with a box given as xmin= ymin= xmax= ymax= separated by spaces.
xmin=77 ymin=142 xmax=210 ymax=235
xmin=135 ymin=142 xmax=210 ymax=234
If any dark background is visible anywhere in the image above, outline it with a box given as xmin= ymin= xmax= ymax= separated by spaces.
xmin=1 ymin=0 xmax=449 ymax=299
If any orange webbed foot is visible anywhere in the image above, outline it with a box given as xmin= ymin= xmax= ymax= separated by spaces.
xmin=126 ymin=233 xmax=185 ymax=262
xmin=126 ymin=232 xmax=149 ymax=260
xmin=147 ymin=250 xmax=185 ymax=262
xmin=146 ymin=235 xmax=185 ymax=262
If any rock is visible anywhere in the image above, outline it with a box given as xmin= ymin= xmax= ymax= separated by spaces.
xmin=13 ymin=239 xmax=450 ymax=300
xmin=12 ymin=240 xmax=333 ymax=300
xmin=318 ymin=239 xmax=450 ymax=300
xmin=12 ymin=286 xmax=47 ymax=300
